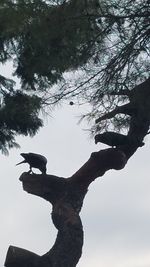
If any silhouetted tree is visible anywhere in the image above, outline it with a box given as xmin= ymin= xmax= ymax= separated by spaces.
xmin=1 ymin=0 xmax=150 ymax=266
xmin=5 ymin=77 xmax=150 ymax=266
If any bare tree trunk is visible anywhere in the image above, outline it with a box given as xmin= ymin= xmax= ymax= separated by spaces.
xmin=4 ymin=149 xmax=126 ymax=267
xmin=5 ymin=78 xmax=150 ymax=267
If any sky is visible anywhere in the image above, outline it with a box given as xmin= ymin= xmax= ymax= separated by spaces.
xmin=0 ymin=65 xmax=150 ymax=267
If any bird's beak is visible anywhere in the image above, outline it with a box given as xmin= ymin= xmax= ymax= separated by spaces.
xmin=16 ymin=160 xmax=26 ymax=166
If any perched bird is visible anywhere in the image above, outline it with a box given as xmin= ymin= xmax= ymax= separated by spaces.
xmin=16 ymin=153 xmax=47 ymax=174
xmin=95 ymin=131 xmax=144 ymax=147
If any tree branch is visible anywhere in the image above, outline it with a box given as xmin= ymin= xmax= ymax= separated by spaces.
xmin=5 ymin=148 xmax=127 ymax=267
xmin=95 ymin=78 xmax=150 ymax=159
xmin=95 ymin=103 xmax=134 ymax=124
xmin=5 ymin=246 xmax=48 ymax=267
xmin=5 ymin=78 xmax=150 ymax=267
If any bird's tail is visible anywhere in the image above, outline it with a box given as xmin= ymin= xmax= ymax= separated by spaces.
xmin=16 ymin=160 xmax=26 ymax=166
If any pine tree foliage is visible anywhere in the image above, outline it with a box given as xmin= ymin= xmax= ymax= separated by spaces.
xmin=0 ymin=0 xmax=149 ymax=152
xmin=0 ymin=91 xmax=42 ymax=154
xmin=0 ymin=0 xmax=101 ymax=89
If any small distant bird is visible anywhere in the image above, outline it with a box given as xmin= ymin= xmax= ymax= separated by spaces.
xmin=16 ymin=153 xmax=47 ymax=174
xmin=95 ymin=131 xmax=144 ymax=147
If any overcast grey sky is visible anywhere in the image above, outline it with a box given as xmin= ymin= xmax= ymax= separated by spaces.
xmin=0 ymin=64 xmax=150 ymax=267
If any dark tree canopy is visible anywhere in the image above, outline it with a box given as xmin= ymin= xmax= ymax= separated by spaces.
xmin=0 ymin=0 xmax=149 ymax=152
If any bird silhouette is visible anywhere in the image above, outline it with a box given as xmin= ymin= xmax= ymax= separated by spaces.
xmin=16 ymin=153 xmax=47 ymax=174
xmin=95 ymin=131 xmax=144 ymax=147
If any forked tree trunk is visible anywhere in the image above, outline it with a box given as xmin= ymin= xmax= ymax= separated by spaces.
xmin=5 ymin=149 xmax=126 ymax=267
xmin=4 ymin=78 xmax=150 ymax=267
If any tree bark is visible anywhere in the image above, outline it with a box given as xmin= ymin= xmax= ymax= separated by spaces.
xmin=5 ymin=78 xmax=150 ymax=267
